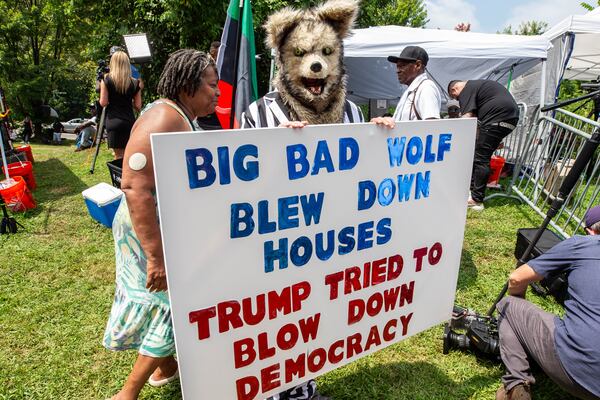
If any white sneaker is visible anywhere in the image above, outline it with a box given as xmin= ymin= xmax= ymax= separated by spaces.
xmin=467 ymin=199 xmax=484 ymax=211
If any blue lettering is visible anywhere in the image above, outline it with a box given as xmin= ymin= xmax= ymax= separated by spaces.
xmin=311 ymin=140 xmax=334 ymax=176
xmin=357 ymin=221 xmax=374 ymax=251
xmin=415 ymin=171 xmax=431 ymax=199
xmin=406 ymin=136 xmax=423 ymax=165
xmin=233 ymin=144 xmax=259 ymax=181
xmin=438 ymin=133 xmax=452 ymax=161
xmin=230 ymin=203 xmax=254 ymax=238
xmin=186 ymin=148 xmax=216 ymax=188
xmin=315 ymin=230 xmax=335 ymax=261
xmin=217 ymin=147 xmax=231 ymax=184
xmin=286 ymin=144 xmax=310 ymax=180
xmin=424 ymin=135 xmax=435 ymax=163
xmin=257 ymin=200 xmax=276 ymax=234
xmin=377 ymin=178 xmax=396 ymax=206
xmin=264 ymin=238 xmax=288 ymax=273
xmin=398 ymin=174 xmax=415 ymax=202
xmin=290 ymin=236 xmax=312 ymax=266
xmin=339 ymin=137 xmax=359 ymax=171
xmin=387 ymin=137 xmax=406 ymax=167
xmin=376 ymin=218 xmax=392 ymax=245
xmin=338 ymin=226 xmax=356 ymax=255
xmin=278 ymin=196 xmax=299 ymax=230
xmin=300 ymin=192 xmax=324 ymax=226
xmin=358 ymin=180 xmax=376 ymax=211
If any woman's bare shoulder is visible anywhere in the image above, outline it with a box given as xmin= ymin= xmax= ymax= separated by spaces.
xmin=132 ymin=102 xmax=189 ymax=138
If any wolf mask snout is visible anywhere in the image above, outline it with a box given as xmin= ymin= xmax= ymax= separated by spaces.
xmin=310 ymin=62 xmax=322 ymax=73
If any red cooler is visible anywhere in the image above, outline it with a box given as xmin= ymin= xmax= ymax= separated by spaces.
xmin=488 ymin=155 xmax=506 ymax=186
xmin=4 ymin=161 xmax=36 ymax=190
xmin=0 ymin=176 xmax=36 ymax=211
xmin=14 ymin=145 xmax=34 ymax=163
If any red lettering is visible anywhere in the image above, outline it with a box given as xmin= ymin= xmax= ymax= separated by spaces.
xmin=284 ymin=353 xmax=306 ymax=383
xmin=347 ymin=299 xmax=364 ymax=324
xmin=242 ymin=294 xmax=265 ymax=326
xmin=291 ymin=281 xmax=311 ymax=312
xmin=324 ymin=271 xmax=343 ymax=300
xmin=328 ymin=339 xmax=345 ymax=364
xmin=276 ymin=323 xmax=299 ymax=350
xmin=233 ymin=337 xmax=256 ymax=368
xmin=383 ymin=286 xmax=400 ymax=312
xmin=346 ymin=333 xmax=363 ymax=358
xmin=260 ymin=363 xmax=281 ymax=393
xmin=257 ymin=332 xmax=276 ymax=360
xmin=218 ymin=301 xmax=243 ymax=333
xmin=387 ymin=254 xmax=403 ymax=281
xmin=383 ymin=318 xmax=397 ymax=341
xmin=268 ymin=287 xmax=291 ymax=319
xmin=413 ymin=247 xmax=427 ymax=272
xmin=236 ymin=375 xmax=259 ymax=400
xmin=298 ymin=313 xmax=320 ymax=342
xmin=189 ymin=306 xmax=216 ymax=340
xmin=371 ymin=257 xmax=387 ymax=285
xmin=344 ymin=266 xmax=361 ymax=294
xmin=366 ymin=292 xmax=383 ymax=317
xmin=363 ymin=261 xmax=371 ymax=288
xmin=400 ymin=312 xmax=413 ymax=335
xmin=364 ymin=325 xmax=382 ymax=351
xmin=428 ymin=242 xmax=443 ymax=266
xmin=307 ymin=348 xmax=327 ymax=373
xmin=399 ymin=281 xmax=415 ymax=307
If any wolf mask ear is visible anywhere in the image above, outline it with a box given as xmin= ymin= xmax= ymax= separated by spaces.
xmin=264 ymin=7 xmax=304 ymax=50
xmin=316 ymin=0 xmax=359 ymax=38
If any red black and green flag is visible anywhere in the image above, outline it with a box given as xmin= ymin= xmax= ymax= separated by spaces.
xmin=216 ymin=0 xmax=258 ymax=129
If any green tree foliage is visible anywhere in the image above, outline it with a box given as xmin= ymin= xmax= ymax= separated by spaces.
xmin=357 ymin=0 xmax=427 ymax=28
xmin=501 ymin=20 xmax=548 ymax=35
xmin=0 ymin=0 xmax=95 ymax=125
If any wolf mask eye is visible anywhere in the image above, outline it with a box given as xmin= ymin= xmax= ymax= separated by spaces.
xmin=294 ymin=48 xmax=305 ymax=57
xmin=322 ymin=47 xmax=333 ymax=56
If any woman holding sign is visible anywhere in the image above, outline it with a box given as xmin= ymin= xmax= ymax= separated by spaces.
xmin=103 ymin=49 xmax=219 ymax=400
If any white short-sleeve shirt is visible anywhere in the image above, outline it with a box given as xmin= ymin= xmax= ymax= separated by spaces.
xmin=393 ymin=73 xmax=441 ymax=121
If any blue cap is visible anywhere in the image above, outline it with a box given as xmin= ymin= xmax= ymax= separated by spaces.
xmin=584 ymin=205 xmax=600 ymax=228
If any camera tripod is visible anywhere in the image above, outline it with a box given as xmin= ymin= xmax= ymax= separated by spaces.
xmin=89 ymin=105 xmax=107 ymax=174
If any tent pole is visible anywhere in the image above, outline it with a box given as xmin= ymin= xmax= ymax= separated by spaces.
xmin=540 ymin=59 xmax=547 ymax=110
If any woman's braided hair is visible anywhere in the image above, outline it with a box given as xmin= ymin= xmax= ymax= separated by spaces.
xmin=157 ymin=49 xmax=216 ymax=100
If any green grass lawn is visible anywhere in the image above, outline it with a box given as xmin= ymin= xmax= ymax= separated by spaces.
xmin=0 ymin=141 xmax=578 ymax=399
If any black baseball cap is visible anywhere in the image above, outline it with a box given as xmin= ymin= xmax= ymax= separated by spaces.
xmin=387 ymin=46 xmax=429 ymax=66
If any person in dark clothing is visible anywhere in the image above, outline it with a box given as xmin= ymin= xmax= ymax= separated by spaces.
xmin=22 ymin=113 xmax=33 ymax=144
xmin=494 ymin=205 xmax=600 ymax=400
xmin=99 ymin=50 xmax=143 ymax=159
xmin=448 ymin=79 xmax=519 ymax=210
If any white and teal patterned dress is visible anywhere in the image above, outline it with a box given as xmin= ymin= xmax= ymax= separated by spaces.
xmin=103 ymin=100 xmax=199 ymax=357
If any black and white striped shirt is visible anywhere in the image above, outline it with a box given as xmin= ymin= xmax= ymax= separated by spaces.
xmin=241 ymin=90 xmax=364 ymax=128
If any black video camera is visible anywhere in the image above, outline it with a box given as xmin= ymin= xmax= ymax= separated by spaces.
xmin=442 ymin=305 xmax=500 ymax=360
xmin=97 ymin=59 xmax=110 ymax=81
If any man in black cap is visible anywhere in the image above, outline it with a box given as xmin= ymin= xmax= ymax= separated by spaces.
xmin=371 ymin=46 xmax=440 ymax=126
xmin=448 ymin=79 xmax=519 ymax=210
xmin=494 ymin=205 xmax=600 ymax=400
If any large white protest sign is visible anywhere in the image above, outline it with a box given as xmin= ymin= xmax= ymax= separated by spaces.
xmin=151 ymin=119 xmax=476 ymax=400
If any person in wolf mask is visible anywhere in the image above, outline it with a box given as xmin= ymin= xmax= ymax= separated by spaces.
xmin=494 ymin=205 xmax=600 ymax=400
xmin=241 ymin=1 xmax=362 ymax=398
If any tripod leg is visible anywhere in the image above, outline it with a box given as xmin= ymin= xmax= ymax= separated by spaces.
xmin=90 ymin=106 xmax=107 ymax=174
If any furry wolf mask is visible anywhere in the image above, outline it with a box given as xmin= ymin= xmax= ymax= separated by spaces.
xmin=265 ymin=0 xmax=359 ymax=124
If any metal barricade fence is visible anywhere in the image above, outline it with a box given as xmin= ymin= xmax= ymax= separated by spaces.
xmin=507 ymin=108 xmax=600 ymax=239
xmin=493 ymin=102 xmax=530 ymax=165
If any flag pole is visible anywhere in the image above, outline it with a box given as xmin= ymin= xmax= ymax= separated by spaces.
xmin=229 ymin=0 xmax=245 ymax=129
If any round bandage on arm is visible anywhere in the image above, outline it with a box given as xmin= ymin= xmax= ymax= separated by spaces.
xmin=128 ymin=152 xmax=148 ymax=171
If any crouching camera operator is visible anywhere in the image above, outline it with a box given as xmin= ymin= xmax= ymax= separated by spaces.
xmin=495 ymin=205 xmax=600 ymax=400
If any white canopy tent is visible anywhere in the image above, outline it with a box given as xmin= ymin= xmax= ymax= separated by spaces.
xmin=342 ymin=26 xmax=551 ymax=112
xmin=511 ymin=8 xmax=600 ymax=107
